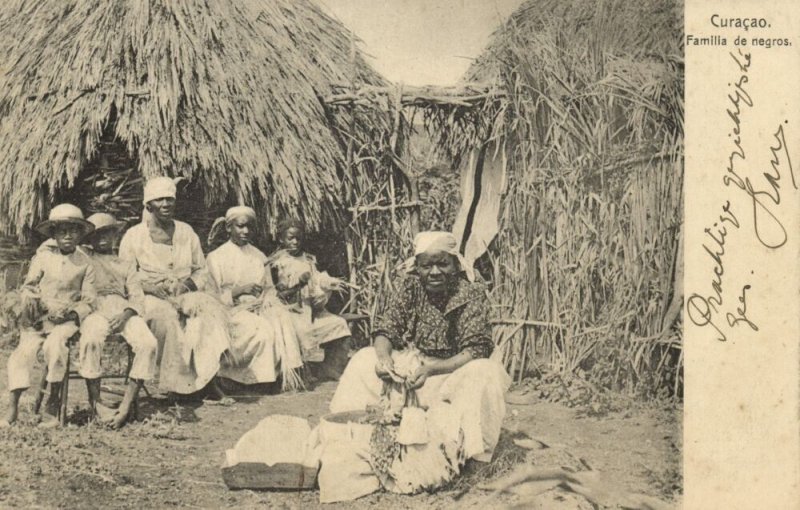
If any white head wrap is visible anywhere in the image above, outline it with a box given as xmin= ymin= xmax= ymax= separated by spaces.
xmin=225 ymin=206 xmax=256 ymax=224
xmin=142 ymin=176 xmax=177 ymax=205
xmin=206 ymin=205 xmax=258 ymax=246
xmin=404 ymin=231 xmax=474 ymax=282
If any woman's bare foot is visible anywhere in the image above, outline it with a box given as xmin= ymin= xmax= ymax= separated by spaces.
xmin=109 ymin=408 xmax=130 ymax=429
xmin=37 ymin=411 xmax=59 ymax=429
xmin=94 ymin=402 xmax=115 ymax=423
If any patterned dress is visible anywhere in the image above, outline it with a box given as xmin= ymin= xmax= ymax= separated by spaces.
xmin=372 ymin=274 xmax=493 ymax=359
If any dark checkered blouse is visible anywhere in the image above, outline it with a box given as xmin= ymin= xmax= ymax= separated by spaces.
xmin=373 ymin=274 xmax=492 ymax=359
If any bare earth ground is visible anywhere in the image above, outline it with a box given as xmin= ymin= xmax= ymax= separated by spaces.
xmin=0 ymin=347 xmax=681 ymax=509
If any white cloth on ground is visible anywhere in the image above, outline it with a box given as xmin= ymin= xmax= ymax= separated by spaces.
xmin=225 ymin=415 xmax=318 ymax=467
xmin=315 ymin=414 xmax=380 ymax=503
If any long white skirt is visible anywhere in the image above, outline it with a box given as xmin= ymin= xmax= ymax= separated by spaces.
xmin=288 ymin=307 xmax=351 ymax=362
xmin=218 ymin=309 xmax=303 ymax=384
xmin=144 ymin=294 xmax=230 ymax=394
xmin=330 ymin=347 xmax=511 ymax=461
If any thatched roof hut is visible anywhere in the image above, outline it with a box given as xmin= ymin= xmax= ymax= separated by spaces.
xmin=441 ymin=0 xmax=684 ymax=395
xmin=0 ymin=0 xmax=383 ymax=240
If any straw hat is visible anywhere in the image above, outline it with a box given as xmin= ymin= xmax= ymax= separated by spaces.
xmin=85 ymin=212 xmax=127 ymax=240
xmin=34 ymin=204 xmax=94 ymax=238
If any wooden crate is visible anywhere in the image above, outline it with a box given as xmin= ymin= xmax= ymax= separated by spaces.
xmin=222 ymin=462 xmax=318 ymax=490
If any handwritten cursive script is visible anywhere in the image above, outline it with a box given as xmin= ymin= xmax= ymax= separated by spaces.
xmin=687 ymin=202 xmax=740 ymax=341
xmin=688 ymin=49 xmax=796 ymax=342
xmin=724 ymin=121 xmax=796 ymax=248
xmin=726 ymin=284 xmax=758 ymax=332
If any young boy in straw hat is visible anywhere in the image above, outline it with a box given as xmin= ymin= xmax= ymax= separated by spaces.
xmin=79 ymin=212 xmax=158 ymax=428
xmin=1 ymin=204 xmax=96 ymax=427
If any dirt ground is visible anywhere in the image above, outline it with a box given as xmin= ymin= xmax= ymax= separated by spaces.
xmin=0 ymin=347 xmax=681 ymax=509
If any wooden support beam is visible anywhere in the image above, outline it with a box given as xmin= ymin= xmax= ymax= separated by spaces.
xmin=323 ymin=82 xmax=505 ymax=109
xmin=491 ymin=318 xmax=566 ymax=329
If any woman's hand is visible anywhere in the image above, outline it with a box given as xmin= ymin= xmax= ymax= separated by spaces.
xmin=109 ymin=309 xmax=137 ymax=333
xmin=276 ymin=286 xmax=299 ymax=304
xmin=50 ymin=309 xmax=79 ymax=326
xmin=406 ymin=364 xmax=433 ymax=390
xmin=142 ymin=282 xmax=169 ymax=299
xmin=233 ymin=283 xmax=263 ymax=300
xmin=375 ymin=355 xmax=396 ymax=382
xmin=310 ymin=294 xmax=328 ymax=312
xmin=170 ymin=279 xmax=196 ymax=297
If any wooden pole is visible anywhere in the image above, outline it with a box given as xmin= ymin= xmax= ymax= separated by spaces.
xmin=409 ymin=175 xmax=420 ymax=236
xmin=345 ymin=32 xmax=358 ymax=314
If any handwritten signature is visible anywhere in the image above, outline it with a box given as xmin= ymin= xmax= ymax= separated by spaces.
xmin=726 ymin=284 xmax=758 ymax=332
xmin=725 ymin=122 xmax=796 ymax=248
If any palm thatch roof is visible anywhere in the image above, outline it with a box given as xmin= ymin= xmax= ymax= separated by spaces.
xmin=433 ymin=0 xmax=684 ymax=395
xmin=0 ymin=0 xmax=384 ymax=239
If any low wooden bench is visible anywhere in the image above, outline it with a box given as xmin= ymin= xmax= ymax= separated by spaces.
xmin=33 ymin=333 xmax=144 ymax=426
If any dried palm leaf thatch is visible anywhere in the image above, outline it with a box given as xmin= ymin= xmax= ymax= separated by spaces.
xmin=0 ymin=0 xmax=384 ymax=241
xmin=439 ymin=0 xmax=684 ymax=396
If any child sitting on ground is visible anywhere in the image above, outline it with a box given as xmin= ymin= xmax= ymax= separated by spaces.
xmin=79 ymin=213 xmax=159 ymax=429
xmin=1 ymin=204 xmax=96 ymax=428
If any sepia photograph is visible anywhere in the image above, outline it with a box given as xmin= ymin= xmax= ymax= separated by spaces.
xmin=0 ymin=0 xmax=684 ymax=508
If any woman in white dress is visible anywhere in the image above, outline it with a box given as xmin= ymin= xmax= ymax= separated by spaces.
xmin=118 ymin=177 xmax=231 ymax=395
xmin=206 ymin=207 xmax=303 ymax=389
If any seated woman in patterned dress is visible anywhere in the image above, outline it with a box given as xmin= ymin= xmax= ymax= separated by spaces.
xmin=330 ymin=231 xmax=511 ymax=463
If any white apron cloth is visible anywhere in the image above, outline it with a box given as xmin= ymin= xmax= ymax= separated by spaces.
xmin=330 ymin=347 xmax=511 ymax=462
